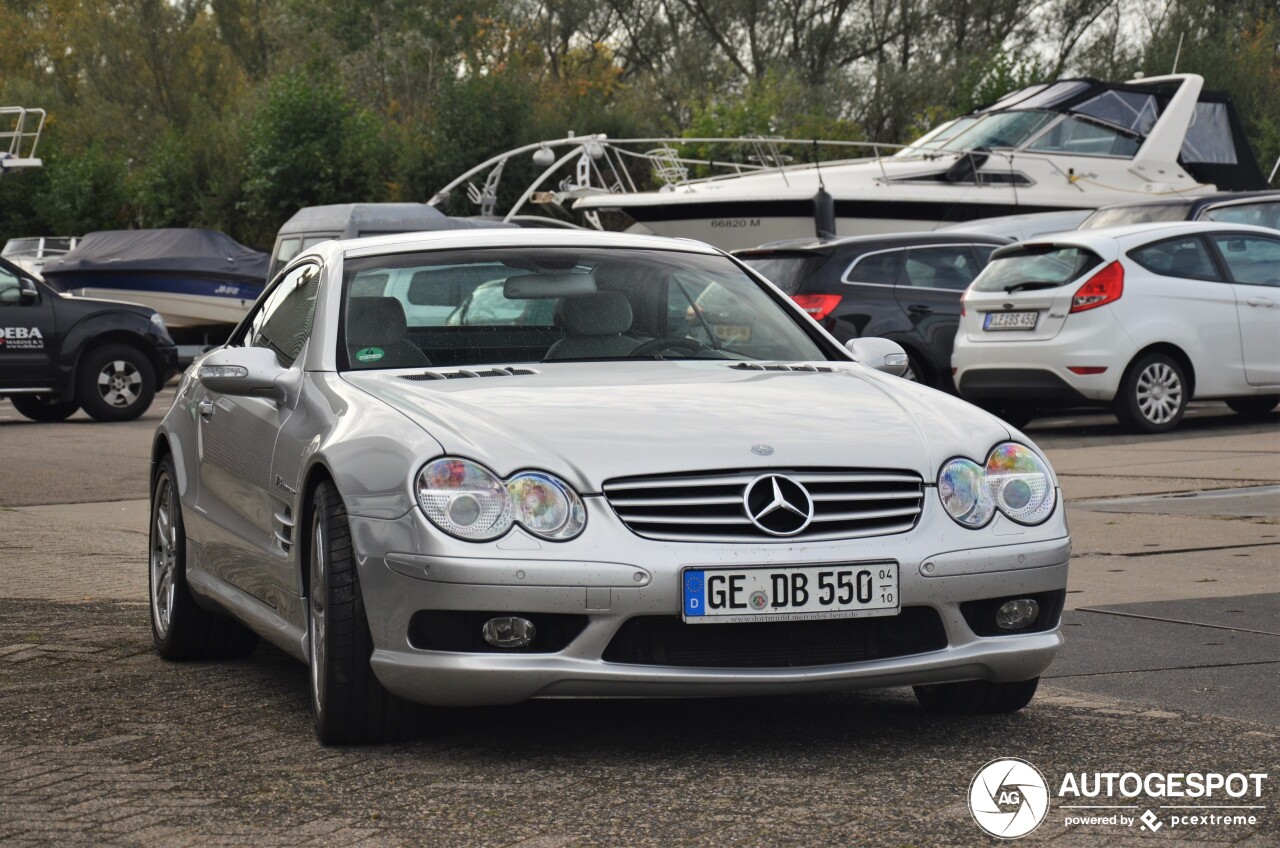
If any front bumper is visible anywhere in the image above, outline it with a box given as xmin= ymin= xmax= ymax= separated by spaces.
xmin=350 ymin=496 xmax=1070 ymax=707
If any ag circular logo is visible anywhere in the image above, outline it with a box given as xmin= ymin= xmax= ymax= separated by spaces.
xmin=969 ymin=758 xmax=1050 ymax=839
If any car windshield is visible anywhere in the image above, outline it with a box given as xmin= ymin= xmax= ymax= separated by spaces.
xmin=971 ymin=245 xmax=1102 ymax=292
xmin=339 ymin=247 xmax=831 ymax=370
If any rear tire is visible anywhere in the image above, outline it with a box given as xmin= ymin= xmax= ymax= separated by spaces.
xmin=1225 ymin=396 xmax=1279 ymax=419
xmin=149 ymin=455 xmax=259 ymax=660
xmin=79 ymin=344 xmax=156 ymax=422
xmin=913 ymin=677 xmax=1039 ymax=715
xmin=1114 ymin=352 xmax=1187 ymax=434
xmin=309 ymin=480 xmax=405 ymax=745
xmin=10 ymin=395 xmax=79 ymax=422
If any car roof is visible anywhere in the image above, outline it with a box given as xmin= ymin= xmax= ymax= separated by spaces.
xmin=994 ymin=220 xmax=1280 ymax=254
xmin=734 ymin=231 xmax=1010 ymax=256
xmin=325 ymin=228 xmax=725 ymax=260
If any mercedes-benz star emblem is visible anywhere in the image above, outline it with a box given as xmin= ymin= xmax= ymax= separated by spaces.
xmin=750 ymin=444 xmax=774 ymax=456
xmin=743 ymin=474 xmax=814 ymax=536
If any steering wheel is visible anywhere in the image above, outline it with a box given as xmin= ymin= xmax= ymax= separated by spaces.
xmin=629 ymin=336 xmax=710 ymax=357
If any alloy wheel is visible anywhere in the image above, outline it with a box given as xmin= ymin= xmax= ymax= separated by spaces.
xmin=1135 ymin=361 xmax=1183 ymax=425
xmin=97 ymin=359 xmax=143 ymax=409
xmin=150 ymin=474 xmax=177 ymax=638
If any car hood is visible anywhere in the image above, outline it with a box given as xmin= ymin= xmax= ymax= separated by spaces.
xmin=341 ymin=361 xmax=1013 ymax=492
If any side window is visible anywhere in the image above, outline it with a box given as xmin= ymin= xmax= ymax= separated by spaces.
xmin=0 ymin=264 xmax=21 ymax=305
xmin=1027 ymin=116 xmax=1139 ymax=157
xmin=1128 ymin=237 xmax=1221 ymax=282
xmin=844 ymin=250 xmax=901 ymax=285
xmin=900 ymin=246 xmax=984 ymax=290
xmin=242 ymin=263 xmax=321 ymax=365
xmin=1211 ymin=234 xmax=1280 ymax=287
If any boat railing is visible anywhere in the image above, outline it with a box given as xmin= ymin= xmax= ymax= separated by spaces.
xmin=429 ymin=134 xmax=934 ymax=224
xmin=0 ymin=107 xmax=46 ymax=174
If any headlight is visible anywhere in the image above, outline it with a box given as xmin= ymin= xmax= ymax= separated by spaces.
xmin=938 ymin=443 xmax=1056 ymax=528
xmin=415 ymin=458 xmax=586 ymax=541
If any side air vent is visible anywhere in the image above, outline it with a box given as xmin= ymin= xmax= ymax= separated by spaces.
xmin=401 ymin=367 xmax=538 ymax=382
xmin=727 ymin=362 xmax=836 ymax=374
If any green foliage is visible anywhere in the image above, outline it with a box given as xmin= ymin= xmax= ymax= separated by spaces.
xmin=32 ymin=144 xmax=131 ymax=234
xmin=239 ymin=72 xmax=392 ymax=244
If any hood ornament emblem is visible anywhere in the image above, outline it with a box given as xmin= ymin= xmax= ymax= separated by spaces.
xmin=750 ymin=444 xmax=775 ymax=456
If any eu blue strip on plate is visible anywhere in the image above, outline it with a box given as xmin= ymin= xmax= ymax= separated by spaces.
xmin=683 ymin=570 xmax=705 ymax=617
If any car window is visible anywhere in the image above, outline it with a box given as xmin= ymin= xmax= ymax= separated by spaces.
xmin=1078 ymin=204 xmax=1192 ymax=230
xmin=340 ymin=247 xmax=833 ymax=368
xmin=241 ymin=263 xmax=321 ymax=366
xmin=1201 ymin=201 xmax=1280 ymax=230
xmin=971 ymin=246 xmax=1102 ymax=292
xmin=1210 ymin=234 xmax=1280 ymax=287
xmin=1127 ymin=237 xmax=1221 ymax=281
xmin=0 ymin=264 xmax=21 ymax=304
xmin=844 ymin=250 xmax=901 ymax=285
xmin=900 ymin=246 xmax=985 ymax=290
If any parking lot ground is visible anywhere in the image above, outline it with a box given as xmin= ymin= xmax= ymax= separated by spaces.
xmin=1 ymin=397 xmax=1278 ymax=846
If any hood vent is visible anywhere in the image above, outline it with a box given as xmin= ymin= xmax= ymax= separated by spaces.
xmin=401 ymin=367 xmax=538 ymax=382
xmin=728 ymin=362 xmax=836 ymax=374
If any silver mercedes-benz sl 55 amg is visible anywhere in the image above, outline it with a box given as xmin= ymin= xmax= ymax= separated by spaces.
xmin=148 ymin=229 xmax=1070 ymax=744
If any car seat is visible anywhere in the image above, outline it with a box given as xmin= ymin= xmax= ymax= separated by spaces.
xmin=543 ymin=291 xmax=643 ymax=360
xmin=346 ymin=296 xmax=431 ymax=369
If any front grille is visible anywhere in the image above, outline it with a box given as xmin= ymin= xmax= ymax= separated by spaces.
xmin=601 ymin=607 xmax=947 ymax=668
xmin=603 ymin=469 xmax=924 ymax=542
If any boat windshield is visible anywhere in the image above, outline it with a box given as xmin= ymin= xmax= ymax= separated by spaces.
xmin=940 ymin=111 xmax=1056 ymax=152
xmin=893 ymin=118 xmax=979 ymax=158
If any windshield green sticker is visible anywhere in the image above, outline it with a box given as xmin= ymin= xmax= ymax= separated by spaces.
xmin=355 ymin=347 xmax=384 ymax=363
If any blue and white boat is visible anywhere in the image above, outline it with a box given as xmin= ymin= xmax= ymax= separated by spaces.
xmin=41 ymin=229 xmax=268 ymax=341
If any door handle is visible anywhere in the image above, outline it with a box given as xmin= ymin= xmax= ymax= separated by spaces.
xmin=907 ymin=304 xmax=934 ymax=315
xmin=1246 ymin=296 xmax=1274 ymax=308
xmin=198 ymin=400 xmax=214 ymax=419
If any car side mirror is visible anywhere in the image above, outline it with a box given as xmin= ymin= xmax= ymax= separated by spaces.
xmin=19 ymin=278 xmax=39 ymax=305
xmin=845 ymin=338 xmax=909 ymax=377
xmin=198 ymin=346 xmax=289 ymax=402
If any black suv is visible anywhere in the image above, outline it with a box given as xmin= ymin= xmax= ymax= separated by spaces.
xmin=736 ymin=232 xmax=1009 ymax=391
xmin=0 ymin=256 xmax=178 ymax=421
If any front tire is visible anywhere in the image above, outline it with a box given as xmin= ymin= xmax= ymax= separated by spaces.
xmin=309 ymin=480 xmax=404 ymax=745
xmin=79 ymin=344 xmax=156 ymax=422
xmin=149 ymin=455 xmax=259 ymax=660
xmin=913 ymin=677 xmax=1040 ymax=715
xmin=1114 ymin=352 xmax=1188 ymax=434
xmin=10 ymin=395 xmax=79 ymax=422
xmin=1225 ymin=396 xmax=1279 ymax=419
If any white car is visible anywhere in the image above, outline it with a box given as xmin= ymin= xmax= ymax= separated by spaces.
xmin=149 ymin=229 xmax=1070 ymax=744
xmin=952 ymin=222 xmax=1280 ymax=432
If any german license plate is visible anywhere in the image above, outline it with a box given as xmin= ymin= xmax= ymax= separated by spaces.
xmin=682 ymin=562 xmax=899 ymax=624
xmin=984 ymin=311 xmax=1038 ymax=331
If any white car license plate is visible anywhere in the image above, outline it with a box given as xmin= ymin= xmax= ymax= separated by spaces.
xmin=984 ymin=311 xmax=1038 ymax=331
xmin=682 ymin=562 xmax=899 ymax=624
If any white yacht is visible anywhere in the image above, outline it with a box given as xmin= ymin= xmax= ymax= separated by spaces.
xmin=434 ymin=74 xmax=1269 ymax=251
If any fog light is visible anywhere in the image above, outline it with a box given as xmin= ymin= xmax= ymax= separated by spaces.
xmin=481 ymin=616 xmax=536 ymax=648
xmin=996 ymin=599 xmax=1040 ymax=631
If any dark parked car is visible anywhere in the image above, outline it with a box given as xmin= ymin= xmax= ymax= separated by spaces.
xmin=735 ymin=233 xmax=1009 ymax=391
xmin=0 ymin=256 xmax=178 ymax=421
xmin=1078 ymin=191 xmax=1280 ymax=231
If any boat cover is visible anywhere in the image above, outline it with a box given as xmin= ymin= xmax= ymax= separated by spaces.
xmin=42 ymin=229 xmax=269 ymax=282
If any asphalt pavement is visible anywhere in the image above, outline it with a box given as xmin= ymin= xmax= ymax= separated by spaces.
xmin=0 ymin=395 xmax=1277 ymax=846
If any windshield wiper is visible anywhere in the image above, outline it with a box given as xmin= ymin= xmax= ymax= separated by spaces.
xmin=1004 ymin=282 xmax=1060 ymax=293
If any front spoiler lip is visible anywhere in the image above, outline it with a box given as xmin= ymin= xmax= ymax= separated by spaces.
xmin=370 ymin=629 xmax=1063 ymax=707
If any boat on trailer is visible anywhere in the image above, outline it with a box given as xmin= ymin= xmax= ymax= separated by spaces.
xmin=432 ymin=74 xmax=1268 ymax=251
